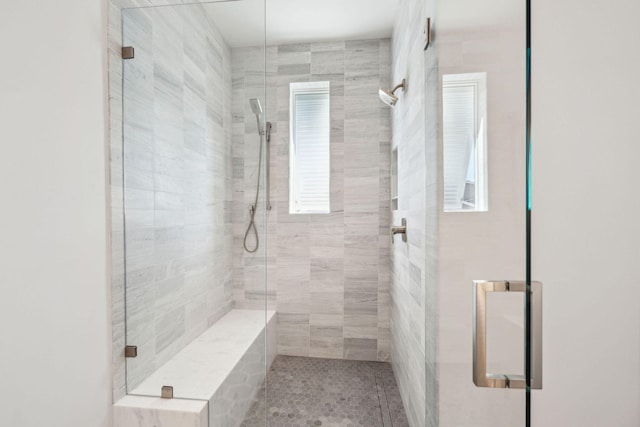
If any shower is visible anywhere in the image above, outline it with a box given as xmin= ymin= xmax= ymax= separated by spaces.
xmin=244 ymin=98 xmax=271 ymax=253
xmin=379 ymin=78 xmax=406 ymax=107
xmin=249 ymin=98 xmax=262 ymax=116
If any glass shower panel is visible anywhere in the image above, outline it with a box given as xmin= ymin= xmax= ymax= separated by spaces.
xmin=121 ymin=1 xmax=267 ymax=425
xmin=429 ymin=0 xmax=530 ymax=425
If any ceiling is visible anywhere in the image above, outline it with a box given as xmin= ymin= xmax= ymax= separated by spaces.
xmin=205 ymin=0 xmax=399 ymax=47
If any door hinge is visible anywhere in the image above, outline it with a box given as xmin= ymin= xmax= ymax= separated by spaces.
xmin=124 ymin=345 xmax=138 ymax=358
xmin=423 ymin=18 xmax=432 ymax=51
xmin=161 ymin=386 xmax=174 ymax=399
xmin=122 ymin=46 xmax=135 ymax=60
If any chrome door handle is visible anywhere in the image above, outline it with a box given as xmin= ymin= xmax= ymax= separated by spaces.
xmin=391 ymin=218 xmax=407 ymax=243
xmin=473 ymin=280 xmax=542 ymax=389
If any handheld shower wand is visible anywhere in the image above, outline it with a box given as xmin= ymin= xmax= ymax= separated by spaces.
xmin=243 ymin=98 xmax=271 ymax=253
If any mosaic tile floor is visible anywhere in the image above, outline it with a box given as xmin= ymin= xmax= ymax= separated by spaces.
xmin=241 ymin=355 xmax=410 ymax=427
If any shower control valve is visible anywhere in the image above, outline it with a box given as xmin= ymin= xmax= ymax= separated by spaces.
xmin=391 ymin=218 xmax=407 ymax=244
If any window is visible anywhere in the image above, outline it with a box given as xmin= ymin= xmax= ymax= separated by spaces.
xmin=442 ymin=72 xmax=488 ymax=212
xmin=289 ymin=81 xmax=330 ymax=214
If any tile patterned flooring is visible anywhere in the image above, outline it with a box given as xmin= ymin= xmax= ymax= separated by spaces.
xmin=241 ymin=356 xmax=410 ymax=427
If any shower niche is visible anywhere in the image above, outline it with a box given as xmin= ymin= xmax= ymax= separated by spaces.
xmin=391 ymin=146 xmax=398 ymax=210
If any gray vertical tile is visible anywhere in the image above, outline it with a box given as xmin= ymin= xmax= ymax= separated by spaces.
xmin=389 ymin=0 xmax=433 ymax=426
xmin=234 ymin=38 xmax=392 ymax=364
xmin=343 ymin=338 xmax=378 ymax=361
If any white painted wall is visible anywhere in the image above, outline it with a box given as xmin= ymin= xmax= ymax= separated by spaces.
xmin=0 ymin=1 xmax=112 ymax=426
xmin=532 ymin=0 xmax=640 ymax=425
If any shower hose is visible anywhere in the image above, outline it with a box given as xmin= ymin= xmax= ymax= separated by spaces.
xmin=243 ymin=116 xmax=264 ymax=253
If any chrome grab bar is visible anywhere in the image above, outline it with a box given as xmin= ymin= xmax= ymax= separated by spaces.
xmin=472 ymin=280 xmax=542 ymax=389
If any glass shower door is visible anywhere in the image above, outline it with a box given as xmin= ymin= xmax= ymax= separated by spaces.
xmin=429 ymin=0 xmax=535 ymax=425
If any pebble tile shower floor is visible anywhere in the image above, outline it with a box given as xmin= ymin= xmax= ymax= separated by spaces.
xmin=241 ymin=355 xmax=410 ymax=427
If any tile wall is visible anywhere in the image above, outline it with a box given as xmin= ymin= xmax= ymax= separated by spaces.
xmin=390 ymin=0 xmax=439 ymax=425
xmin=232 ymin=39 xmax=393 ymax=362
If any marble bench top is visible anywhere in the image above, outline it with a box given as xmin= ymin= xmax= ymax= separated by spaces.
xmin=128 ymin=309 xmax=275 ymax=401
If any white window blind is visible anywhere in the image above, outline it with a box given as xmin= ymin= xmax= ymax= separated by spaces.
xmin=443 ymin=83 xmax=476 ymax=210
xmin=289 ymin=81 xmax=330 ymax=214
xmin=442 ymin=72 xmax=488 ymax=212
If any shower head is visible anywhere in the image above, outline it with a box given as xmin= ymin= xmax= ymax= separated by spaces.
xmin=379 ymin=79 xmax=406 ymax=107
xmin=249 ymin=98 xmax=263 ymax=115
xmin=379 ymin=89 xmax=399 ymax=107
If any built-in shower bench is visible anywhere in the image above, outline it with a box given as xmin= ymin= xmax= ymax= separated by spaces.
xmin=114 ymin=309 xmax=276 ymax=427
